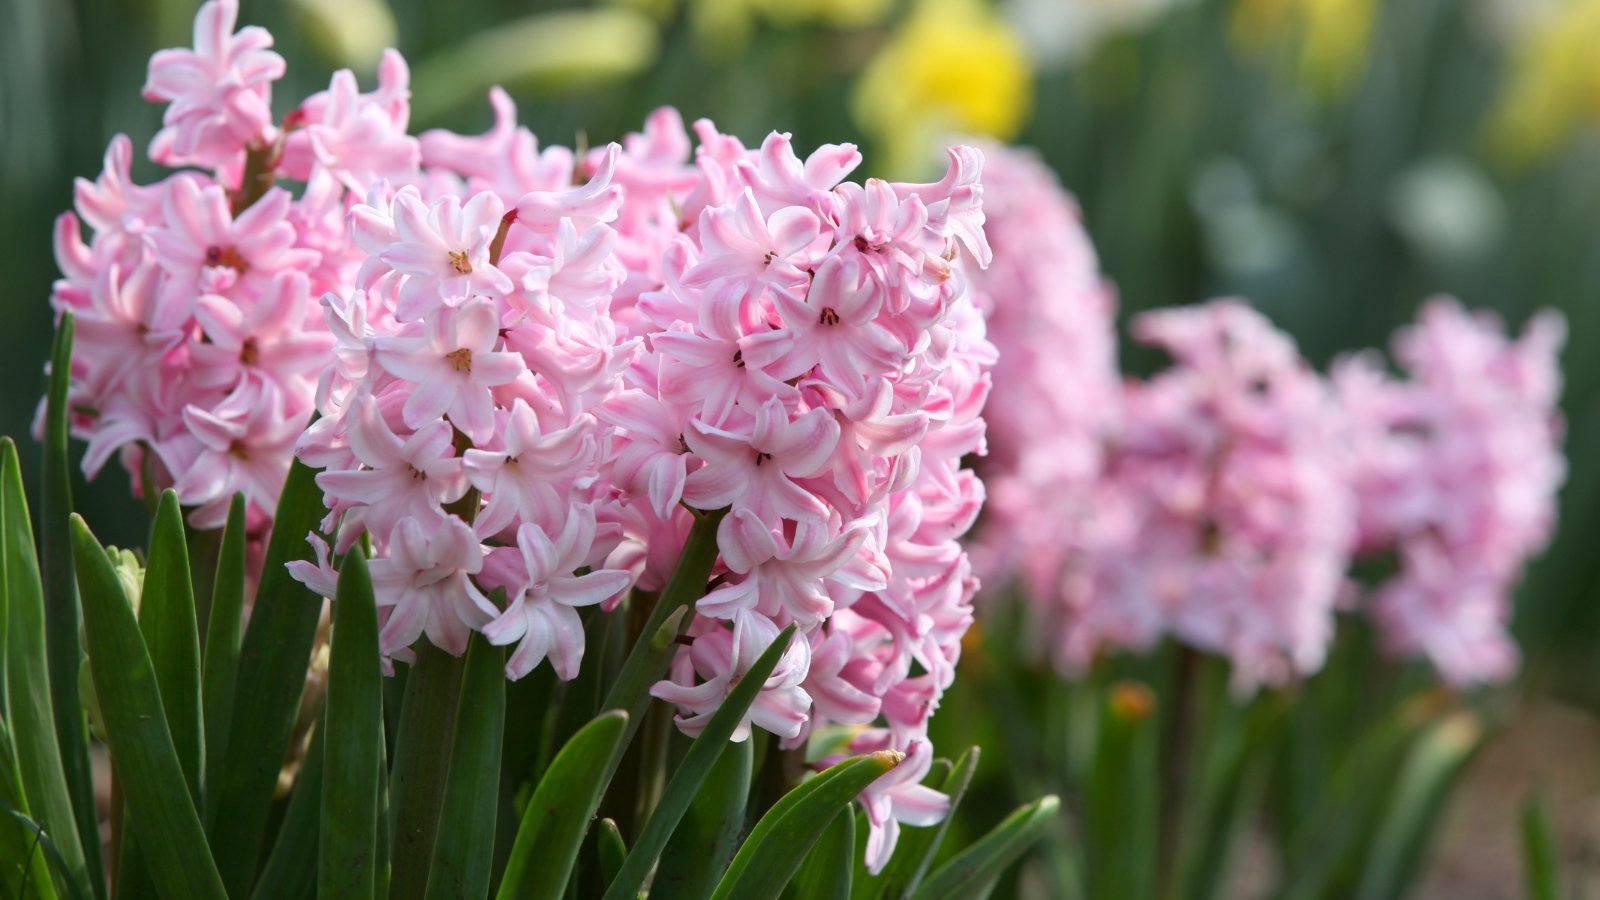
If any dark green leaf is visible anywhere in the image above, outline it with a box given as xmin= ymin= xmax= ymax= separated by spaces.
xmin=321 ymin=548 xmax=383 ymax=900
xmin=389 ymin=642 xmax=466 ymax=900
xmin=140 ymin=490 xmax=203 ymax=798
xmin=202 ymin=494 xmax=247 ymax=827
xmin=497 ymin=709 xmax=629 ymax=900
xmin=1522 ymin=792 xmax=1559 ymax=900
xmin=711 ymin=751 xmax=902 ymax=900
xmin=598 ymin=508 xmax=725 ymax=745
xmin=785 ymin=804 xmax=855 ymax=900
xmin=1354 ymin=713 xmax=1484 ymax=900
xmin=596 ymin=818 xmax=626 ymax=889
xmin=913 ymin=796 xmax=1060 ymax=900
xmin=70 ymin=514 xmax=226 ymax=899
xmin=653 ymin=732 xmax=752 ymax=900
xmin=41 ymin=316 xmax=104 ymax=900
xmin=251 ymin=712 xmax=326 ymax=900
xmin=424 ymin=636 xmax=507 ymax=900
xmin=208 ymin=452 xmax=328 ymax=895
xmin=2 ymin=440 xmax=91 ymax=899
xmin=603 ymin=624 xmax=798 ymax=900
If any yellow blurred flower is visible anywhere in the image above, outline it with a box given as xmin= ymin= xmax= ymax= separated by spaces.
xmin=1229 ymin=0 xmax=1378 ymax=97
xmin=853 ymin=0 xmax=1033 ymax=177
xmin=1485 ymin=0 xmax=1600 ymax=167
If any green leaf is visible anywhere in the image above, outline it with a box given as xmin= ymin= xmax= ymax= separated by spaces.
xmin=1522 ymin=792 xmax=1559 ymax=900
xmin=912 ymin=795 xmax=1060 ymax=900
xmin=596 ymin=818 xmax=627 ymax=889
xmin=140 ymin=490 xmax=203 ymax=798
xmin=2 ymin=439 xmax=91 ymax=900
xmin=1354 ymin=712 xmax=1484 ymax=900
xmin=208 ymin=452 xmax=328 ymax=895
xmin=653 ymin=732 xmax=752 ymax=899
xmin=41 ymin=315 xmax=104 ymax=900
xmin=0 ymin=798 xmax=70 ymax=900
xmin=497 ymin=709 xmax=629 ymax=900
xmin=320 ymin=548 xmax=383 ymax=900
xmin=389 ymin=642 xmax=466 ymax=900
xmin=785 ymin=804 xmax=855 ymax=900
xmin=598 ymin=507 xmax=726 ymax=745
xmin=0 ymin=717 xmax=62 ymax=900
xmin=250 ymin=711 xmax=325 ymax=900
xmin=861 ymin=748 xmax=978 ymax=900
xmin=1085 ymin=682 xmax=1159 ymax=899
xmin=424 ymin=636 xmax=507 ymax=900
xmin=711 ymin=751 xmax=902 ymax=900
xmin=202 ymin=494 xmax=247 ymax=827
xmin=69 ymin=514 xmax=226 ymax=899
xmin=603 ymin=623 xmax=799 ymax=900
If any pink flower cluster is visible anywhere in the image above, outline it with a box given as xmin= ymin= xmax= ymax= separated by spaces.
xmin=49 ymin=0 xmax=996 ymax=871
xmin=291 ymin=110 xmax=993 ymax=872
xmin=975 ymin=145 xmax=1565 ymax=689
xmin=1334 ymin=299 xmax=1566 ymax=685
xmin=47 ymin=0 xmax=420 ymax=534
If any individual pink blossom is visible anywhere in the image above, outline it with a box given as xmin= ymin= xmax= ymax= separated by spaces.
xmin=142 ymin=0 xmax=284 ymax=167
xmin=368 ymin=515 xmax=495 ymax=656
xmin=480 ymin=508 xmax=633 ymax=680
xmin=314 ymin=396 xmax=468 ymax=547
xmin=372 ymin=298 xmax=525 ymax=443
xmin=650 ymin=610 xmax=814 ymax=741
xmin=856 ymin=740 xmax=949 ymax=874
xmin=681 ymin=400 xmax=841 ymax=524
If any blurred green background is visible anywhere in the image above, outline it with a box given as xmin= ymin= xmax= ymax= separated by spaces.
xmin=4 ymin=0 xmax=1599 ymax=892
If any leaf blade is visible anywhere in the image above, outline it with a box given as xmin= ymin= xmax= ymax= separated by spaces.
xmin=2 ymin=439 xmax=91 ymax=899
xmin=70 ymin=514 xmax=226 ymax=899
xmin=496 ymin=709 xmax=629 ymax=900
xmin=602 ymin=623 xmax=799 ymax=900
xmin=912 ymin=796 xmax=1060 ymax=900
xmin=202 ymin=493 xmax=248 ymax=828
xmin=207 ymin=452 xmax=328 ymax=895
xmin=424 ymin=636 xmax=507 ymax=900
xmin=320 ymin=548 xmax=383 ymax=900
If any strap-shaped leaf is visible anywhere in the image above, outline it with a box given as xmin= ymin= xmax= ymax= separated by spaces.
xmin=70 ymin=514 xmax=226 ymax=899
xmin=202 ymin=494 xmax=247 ymax=827
xmin=497 ymin=709 xmax=629 ymax=900
xmin=424 ymin=636 xmax=507 ymax=900
xmin=208 ymin=452 xmax=328 ymax=895
xmin=0 ymin=717 xmax=64 ymax=900
xmin=912 ymin=796 xmax=1060 ymax=900
xmin=141 ymin=490 xmax=203 ymax=798
xmin=860 ymin=748 xmax=978 ymax=900
xmin=321 ymin=548 xmax=383 ymax=900
xmin=711 ymin=751 xmax=902 ymax=900
xmin=785 ymin=804 xmax=855 ymax=900
xmin=41 ymin=316 xmax=104 ymax=900
xmin=598 ymin=508 xmax=726 ymax=742
xmin=653 ymin=731 xmax=752 ymax=899
xmin=2 ymin=440 xmax=91 ymax=899
xmin=1353 ymin=712 xmax=1483 ymax=900
xmin=603 ymin=624 xmax=799 ymax=900
xmin=251 ymin=712 xmax=326 ymax=900
xmin=1522 ymin=792 xmax=1559 ymax=900
xmin=389 ymin=642 xmax=466 ymax=900
xmin=596 ymin=818 xmax=626 ymax=888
